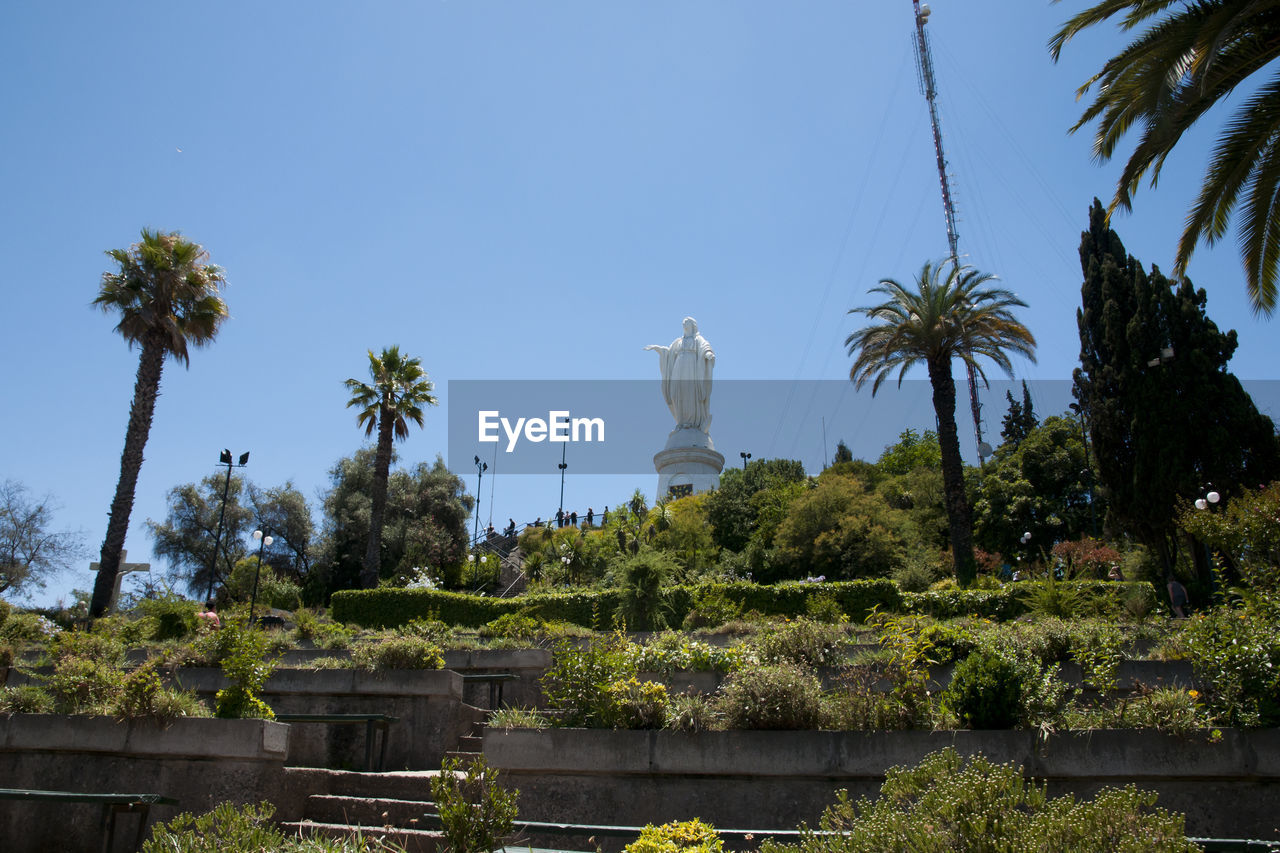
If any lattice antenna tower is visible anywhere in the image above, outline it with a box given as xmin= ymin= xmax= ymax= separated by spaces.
xmin=911 ymin=0 xmax=991 ymax=464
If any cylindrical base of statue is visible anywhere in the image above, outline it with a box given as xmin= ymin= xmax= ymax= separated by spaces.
xmin=654 ymin=444 xmax=725 ymax=498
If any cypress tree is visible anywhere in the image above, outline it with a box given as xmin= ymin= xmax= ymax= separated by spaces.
xmin=1073 ymin=200 xmax=1280 ymax=574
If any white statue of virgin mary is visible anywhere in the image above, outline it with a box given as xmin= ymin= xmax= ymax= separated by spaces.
xmin=644 ymin=317 xmax=715 ymax=433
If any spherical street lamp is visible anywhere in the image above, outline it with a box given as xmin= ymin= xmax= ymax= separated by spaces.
xmin=248 ymin=529 xmax=273 ymax=627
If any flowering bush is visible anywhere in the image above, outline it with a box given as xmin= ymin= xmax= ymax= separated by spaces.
xmin=625 ymin=819 xmax=723 ymax=853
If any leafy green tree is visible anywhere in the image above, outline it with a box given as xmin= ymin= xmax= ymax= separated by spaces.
xmin=847 ymin=260 xmax=1036 ymax=586
xmin=651 ymin=493 xmax=719 ymax=581
xmin=876 ymin=428 xmax=942 ymax=476
xmin=245 ymin=482 xmax=315 ymax=584
xmin=1073 ymin=200 xmax=1280 ymax=574
xmin=0 ymin=481 xmax=86 ymax=598
xmin=1051 ymin=0 xmax=1280 ymax=314
xmin=876 ymin=466 xmax=949 ymax=553
xmin=147 ymin=474 xmax=252 ymax=597
xmin=972 ymin=415 xmax=1097 ymax=559
xmin=704 ymin=458 xmax=806 ymax=552
xmin=832 ymin=440 xmax=854 ymax=465
xmin=91 ymin=229 xmax=228 ymax=617
xmin=771 ymin=474 xmax=907 ymax=582
xmin=316 ymin=449 xmax=471 ymax=597
xmin=999 ymin=381 xmax=1038 ymax=449
xmin=345 ymin=346 xmax=439 ymax=588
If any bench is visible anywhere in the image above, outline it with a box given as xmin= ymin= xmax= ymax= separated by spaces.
xmin=274 ymin=713 xmax=398 ymax=771
xmin=0 ymin=788 xmax=177 ymax=853
xmin=459 ymin=672 xmax=520 ymax=709
xmin=420 ymin=813 xmax=804 ymax=846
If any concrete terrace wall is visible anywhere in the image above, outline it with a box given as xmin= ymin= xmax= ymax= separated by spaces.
xmin=0 ymin=715 xmax=288 ymax=853
xmin=170 ymin=667 xmax=479 ymax=770
xmin=485 ymin=727 xmax=1280 ymax=843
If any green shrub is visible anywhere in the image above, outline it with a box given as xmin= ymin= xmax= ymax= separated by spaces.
xmin=664 ymin=692 xmax=722 ymax=732
xmin=141 ymin=801 xmax=284 ymax=853
xmin=0 ymin=598 xmax=10 ymax=629
xmin=0 ymin=611 xmax=61 ymax=643
xmin=601 ymin=677 xmax=669 ymax=729
xmin=137 ymin=593 xmax=202 ymax=641
xmin=114 ymin=661 xmax=208 ymax=720
xmin=1180 ymin=607 xmax=1280 ymax=727
xmin=0 ymin=685 xmax=54 ymax=713
xmin=224 ymin=557 xmax=302 ymax=611
xmin=715 ymin=663 xmax=826 ymax=730
xmin=487 ymin=707 xmax=554 ymax=730
xmin=759 ymin=748 xmax=1197 ymax=853
xmin=430 ymin=756 xmax=518 ymax=853
xmin=540 ymin=634 xmax=635 ymax=727
xmin=479 ymin=613 xmax=544 ymax=641
xmin=353 ymin=637 xmax=445 ymax=670
xmin=942 ymin=648 xmax=1023 ymax=729
xmin=44 ymin=655 xmax=120 ymax=714
xmin=625 ymin=819 xmax=724 ymax=853
xmin=629 ymin=632 xmax=743 ymax=675
xmin=214 ymin=626 xmax=277 ymax=720
xmin=754 ymin=617 xmax=846 ymax=668
xmin=804 ymin=593 xmax=847 ymax=624
xmin=680 ymin=589 xmax=742 ymax=630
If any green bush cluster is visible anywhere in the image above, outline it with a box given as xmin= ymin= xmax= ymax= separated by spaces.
xmin=714 ymin=663 xmax=826 ymax=730
xmin=624 ymin=819 xmax=724 ymax=853
xmin=759 ymin=748 xmax=1198 ymax=853
xmin=214 ymin=626 xmax=277 ymax=720
xmin=141 ymin=801 xmax=398 ymax=852
xmin=902 ymin=581 xmax=1153 ymax=620
xmin=430 ymin=756 xmax=518 ymax=853
xmin=942 ymin=648 xmax=1023 ymax=729
xmin=1179 ymin=608 xmax=1280 ymax=727
xmin=352 ymin=636 xmax=445 ymax=670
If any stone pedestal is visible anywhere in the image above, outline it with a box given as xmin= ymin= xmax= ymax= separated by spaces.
xmin=655 ymin=428 xmax=724 ymax=497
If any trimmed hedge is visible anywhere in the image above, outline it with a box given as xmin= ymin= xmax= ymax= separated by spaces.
xmin=332 ymin=579 xmax=903 ymax=630
xmin=902 ymin=581 xmax=1157 ymax=620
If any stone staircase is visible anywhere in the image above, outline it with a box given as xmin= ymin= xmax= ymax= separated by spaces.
xmin=280 ymin=715 xmax=492 ymax=851
xmin=281 ymin=768 xmax=444 ymax=852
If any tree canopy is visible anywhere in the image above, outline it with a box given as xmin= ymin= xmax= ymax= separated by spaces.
xmin=1073 ymin=199 xmax=1280 ymax=570
xmin=0 ymin=481 xmax=85 ymax=598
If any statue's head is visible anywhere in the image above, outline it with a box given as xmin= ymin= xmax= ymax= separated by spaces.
xmin=683 ymin=317 xmax=697 ymax=335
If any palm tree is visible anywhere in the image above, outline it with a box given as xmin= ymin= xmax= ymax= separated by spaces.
xmin=90 ymin=230 xmax=228 ymax=617
xmin=1051 ymin=0 xmax=1280 ymax=315
xmin=345 ymin=346 xmax=438 ymax=588
xmin=846 ymin=260 xmax=1035 ymax=586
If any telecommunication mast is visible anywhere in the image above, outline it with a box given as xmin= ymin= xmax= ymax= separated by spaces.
xmin=911 ymin=0 xmax=991 ymax=463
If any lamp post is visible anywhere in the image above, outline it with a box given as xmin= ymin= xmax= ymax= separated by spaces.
xmin=248 ymin=529 xmax=273 ymax=627
xmin=740 ymin=451 xmax=752 ymax=471
xmin=473 ymin=455 xmax=488 ymax=542
xmin=1194 ymin=486 xmax=1222 ymax=597
xmin=205 ymin=449 xmax=249 ymax=608
xmin=557 ymin=444 xmax=568 ymax=520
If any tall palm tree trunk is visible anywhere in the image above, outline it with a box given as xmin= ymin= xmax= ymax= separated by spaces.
xmin=927 ymin=356 xmax=977 ymax=586
xmin=362 ymin=406 xmax=395 ymax=588
xmin=90 ymin=338 xmax=166 ymax=617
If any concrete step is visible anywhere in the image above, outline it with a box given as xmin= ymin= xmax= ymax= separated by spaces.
xmin=284 ymin=819 xmax=442 ymax=853
xmin=285 ymin=766 xmax=441 ymax=801
xmin=304 ymin=793 xmax=435 ymax=828
xmin=443 ymin=750 xmax=482 ymax=763
xmin=458 ymin=735 xmax=483 ymax=751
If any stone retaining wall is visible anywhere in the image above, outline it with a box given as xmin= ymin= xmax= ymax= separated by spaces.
xmin=484 ymin=727 xmax=1280 ymax=844
xmin=0 ymin=715 xmax=288 ymax=853
xmin=170 ymin=667 xmax=479 ymax=770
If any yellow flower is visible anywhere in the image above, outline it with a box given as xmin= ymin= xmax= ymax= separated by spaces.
xmin=1188 ymin=690 xmax=1200 ymax=699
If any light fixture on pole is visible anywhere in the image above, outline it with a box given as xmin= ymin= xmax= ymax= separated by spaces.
xmin=740 ymin=451 xmax=752 ymax=471
xmin=1194 ymin=488 xmax=1221 ymax=511
xmin=205 ymin=449 xmax=249 ymax=608
xmin=473 ymin=455 xmax=488 ymax=542
xmin=557 ymin=444 xmax=568 ymax=518
xmin=248 ymin=529 xmax=273 ymax=627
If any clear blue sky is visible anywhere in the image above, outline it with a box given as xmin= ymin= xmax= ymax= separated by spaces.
xmin=2 ymin=1 xmax=1275 ymax=606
